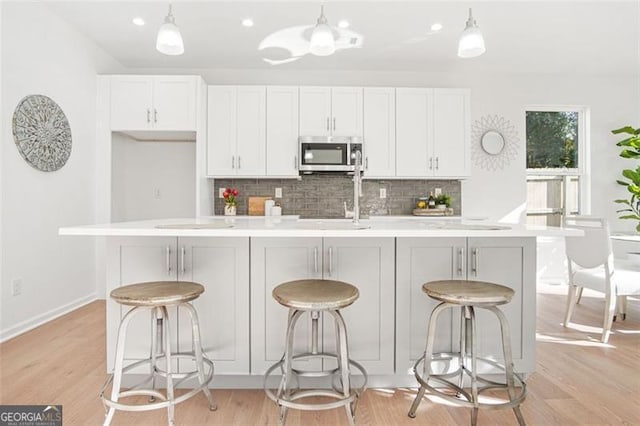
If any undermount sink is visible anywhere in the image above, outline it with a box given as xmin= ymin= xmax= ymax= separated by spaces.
xmin=155 ymin=223 xmax=234 ymax=230
xmin=292 ymin=221 xmax=371 ymax=230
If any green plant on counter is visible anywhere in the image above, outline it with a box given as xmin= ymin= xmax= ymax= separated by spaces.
xmin=436 ymin=194 xmax=451 ymax=207
xmin=613 ymin=126 xmax=640 ymax=232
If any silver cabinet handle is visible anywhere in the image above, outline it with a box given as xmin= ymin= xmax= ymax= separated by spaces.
xmin=154 ymin=108 xmax=158 ymax=123
xmin=165 ymin=246 xmax=172 ymax=276
xmin=314 ymin=247 xmax=318 ymax=274
xmin=457 ymin=247 xmax=464 ymax=276
xmin=238 ymin=156 xmax=241 ymax=169
xmin=326 ymin=117 xmax=330 ymax=131
xmin=365 ymin=157 xmax=369 ymax=170
xmin=333 ymin=117 xmax=336 ymax=131
xmin=294 ymin=156 xmax=298 ymax=170
xmin=472 ymin=248 xmax=478 ymax=276
xmin=328 ymin=247 xmax=333 ymax=276
xmin=231 ymin=156 xmax=235 ymax=169
xmin=429 ymin=157 xmax=433 ymax=170
xmin=436 ymin=157 xmax=439 ymax=170
xmin=180 ymin=246 xmax=186 ymax=276
xmin=146 ymin=108 xmax=151 ymax=123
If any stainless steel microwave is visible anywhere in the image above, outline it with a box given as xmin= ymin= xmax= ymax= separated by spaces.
xmin=298 ymin=136 xmax=363 ymax=173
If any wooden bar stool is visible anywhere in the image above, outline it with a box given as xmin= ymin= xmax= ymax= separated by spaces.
xmin=101 ymin=281 xmax=216 ymax=426
xmin=408 ymin=280 xmax=526 ymax=425
xmin=264 ymin=279 xmax=367 ymax=426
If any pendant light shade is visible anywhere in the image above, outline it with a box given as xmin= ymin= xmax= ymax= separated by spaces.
xmin=156 ymin=3 xmax=184 ymax=56
xmin=310 ymin=6 xmax=335 ymax=56
xmin=457 ymin=8 xmax=485 ymax=58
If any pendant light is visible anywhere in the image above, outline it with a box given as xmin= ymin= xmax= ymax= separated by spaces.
xmin=457 ymin=8 xmax=485 ymax=58
xmin=156 ymin=2 xmax=184 ymax=56
xmin=309 ymin=5 xmax=335 ymax=56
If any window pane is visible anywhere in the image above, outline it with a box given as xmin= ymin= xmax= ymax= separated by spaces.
xmin=526 ymin=111 xmax=579 ymax=168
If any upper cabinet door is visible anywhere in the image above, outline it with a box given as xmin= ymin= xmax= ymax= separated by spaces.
xmin=433 ymin=89 xmax=470 ymax=177
xmin=299 ymin=87 xmax=331 ymax=136
xmin=110 ymin=76 xmax=153 ymax=131
xmin=207 ymin=86 xmax=237 ymax=176
xmin=396 ymin=88 xmax=434 ymax=177
xmin=236 ymin=86 xmax=266 ymax=176
xmin=266 ymin=86 xmax=299 ymax=176
xmin=152 ymin=76 xmax=197 ymax=131
xmin=363 ymin=88 xmax=395 ymax=177
xmin=331 ymin=87 xmax=363 ymax=137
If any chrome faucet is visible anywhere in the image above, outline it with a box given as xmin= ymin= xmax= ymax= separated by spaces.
xmin=341 ymin=150 xmax=364 ymax=224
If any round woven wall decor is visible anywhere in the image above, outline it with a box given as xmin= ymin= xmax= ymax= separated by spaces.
xmin=12 ymin=95 xmax=72 ymax=172
xmin=471 ymin=115 xmax=519 ymax=171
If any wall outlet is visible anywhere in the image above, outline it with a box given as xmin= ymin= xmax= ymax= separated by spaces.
xmin=11 ymin=278 xmax=22 ymax=296
xmin=380 ymin=188 xmax=387 ymax=199
xmin=275 ymin=188 xmax=282 ymax=198
xmin=434 ymin=188 xmax=442 ymax=197
xmin=153 ymin=188 xmax=161 ymax=199
xmin=219 ymin=188 xmax=226 ymax=198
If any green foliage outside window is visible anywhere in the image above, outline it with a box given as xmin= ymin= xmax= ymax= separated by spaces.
xmin=526 ymin=111 xmax=578 ymax=168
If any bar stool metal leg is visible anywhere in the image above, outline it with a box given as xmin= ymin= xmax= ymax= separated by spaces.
xmin=469 ymin=307 xmax=479 ymax=426
xmin=277 ymin=309 xmax=303 ymax=426
xmin=181 ymin=302 xmax=217 ymax=411
xmin=487 ymin=306 xmax=526 ymax=426
xmin=331 ymin=310 xmax=355 ymax=426
xmin=149 ymin=308 xmax=161 ymax=403
xmin=458 ymin=307 xmax=467 ymax=392
xmin=160 ymin=307 xmax=175 ymax=426
xmin=408 ymin=302 xmax=451 ymax=418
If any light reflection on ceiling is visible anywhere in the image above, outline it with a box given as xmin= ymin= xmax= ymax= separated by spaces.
xmin=258 ymin=25 xmax=364 ymax=66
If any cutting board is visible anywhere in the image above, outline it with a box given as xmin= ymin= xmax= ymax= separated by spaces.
xmin=248 ymin=197 xmax=272 ymax=216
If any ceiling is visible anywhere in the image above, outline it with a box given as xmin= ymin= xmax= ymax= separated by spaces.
xmin=44 ymin=1 xmax=640 ymax=75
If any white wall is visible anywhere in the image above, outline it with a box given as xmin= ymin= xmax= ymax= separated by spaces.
xmin=133 ymin=67 xmax=640 ymax=230
xmin=111 ymin=134 xmax=196 ymax=222
xmin=0 ymin=2 xmax=122 ymax=340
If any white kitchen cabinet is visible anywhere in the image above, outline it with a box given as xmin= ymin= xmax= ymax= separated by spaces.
xmin=395 ymin=88 xmax=434 ymax=177
xmin=299 ymin=87 xmax=363 ymax=137
xmin=395 ymin=87 xmax=470 ymax=178
xmin=432 ymin=89 xmax=470 ymax=177
xmin=395 ymin=237 xmax=535 ymax=374
xmin=177 ymin=237 xmax=250 ymax=374
xmin=207 ymin=86 xmax=266 ymax=177
xmin=106 ymin=237 xmax=251 ymax=375
xmin=266 ymin=86 xmax=299 ymax=176
xmin=250 ymin=237 xmax=395 ymax=375
xmin=363 ymin=88 xmax=396 ymax=177
xmin=322 ymin=238 xmax=395 ymax=375
xmin=250 ymin=237 xmax=323 ymax=374
xmin=396 ymin=237 xmax=465 ymax=374
xmin=110 ymin=75 xmax=197 ymax=132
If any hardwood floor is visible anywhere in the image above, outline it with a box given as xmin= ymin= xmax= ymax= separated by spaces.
xmin=1 ymin=284 xmax=638 ymax=425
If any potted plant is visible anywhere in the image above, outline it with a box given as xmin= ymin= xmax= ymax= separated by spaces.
xmin=223 ymin=188 xmax=239 ymax=216
xmin=435 ymin=194 xmax=451 ymax=210
xmin=613 ymin=126 xmax=640 ymax=232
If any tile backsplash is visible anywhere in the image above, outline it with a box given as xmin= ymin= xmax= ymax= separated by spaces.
xmin=211 ymin=175 xmax=461 ymax=218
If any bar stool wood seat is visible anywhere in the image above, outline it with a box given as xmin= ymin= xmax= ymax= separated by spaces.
xmin=101 ymin=281 xmax=216 ymax=426
xmin=265 ymin=279 xmax=367 ymax=426
xmin=408 ymin=279 xmax=526 ymax=425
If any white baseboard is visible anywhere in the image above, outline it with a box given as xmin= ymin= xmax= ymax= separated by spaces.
xmin=0 ymin=293 xmax=98 ymax=343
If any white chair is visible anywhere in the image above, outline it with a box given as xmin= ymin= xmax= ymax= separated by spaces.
xmin=563 ymin=216 xmax=640 ymax=343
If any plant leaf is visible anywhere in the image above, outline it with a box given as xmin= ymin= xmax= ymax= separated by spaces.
xmin=614 ymin=199 xmax=631 ymax=205
xmin=617 ymin=180 xmax=630 ymax=186
xmin=619 ymin=214 xmax=640 ymax=220
xmin=612 ymin=126 xmax=637 ymax=135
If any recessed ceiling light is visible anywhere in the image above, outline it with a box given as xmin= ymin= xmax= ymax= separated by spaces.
xmin=242 ymin=18 xmax=254 ymax=27
xmin=431 ymin=22 xmax=443 ymax=32
xmin=338 ymin=20 xmax=350 ymax=29
xmin=132 ymin=17 xmax=145 ymax=26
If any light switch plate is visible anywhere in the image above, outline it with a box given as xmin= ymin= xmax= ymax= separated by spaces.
xmin=380 ymin=188 xmax=387 ymax=199
xmin=275 ymin=188 xmax=282 ymax=198
xmin=434 ymin=188 xmax=442 ymax=197
xmin=11 ymin=278 xmax=22 ymax=296
xmin=219 ymin=188 xmax=225 ymax=198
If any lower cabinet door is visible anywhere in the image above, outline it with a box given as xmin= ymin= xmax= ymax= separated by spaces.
xmin=106 ymin=237 xmax=178 ymax=373
xmin=467 ymin=237 xmax=535 ymax=373
xmin=250 ymin=237 xmax=323 ymax=374
xmin=395 ymin=237 xmax=466 ymax=374
xmin=177 ymin=237 xmax=250 ymax=374
xmin=322 ymin=238 xmax=395 ymax=375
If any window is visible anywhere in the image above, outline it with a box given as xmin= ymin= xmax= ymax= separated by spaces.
xmin=525 ymin=107 xmax=590 ymax=226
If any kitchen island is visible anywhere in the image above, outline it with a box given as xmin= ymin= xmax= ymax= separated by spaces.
xmin=59 ymin=217 xmax=578 ymax=388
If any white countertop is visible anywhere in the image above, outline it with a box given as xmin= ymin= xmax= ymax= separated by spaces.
xmin=59 ymin=216 xmax=581 ymax=238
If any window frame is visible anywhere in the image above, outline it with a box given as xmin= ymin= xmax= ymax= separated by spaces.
xmin=524 ymin=105 xmax=591 ymax=219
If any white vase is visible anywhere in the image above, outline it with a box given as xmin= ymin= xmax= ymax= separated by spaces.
xmin=224 ymin=205 xmax=237 ymax=216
